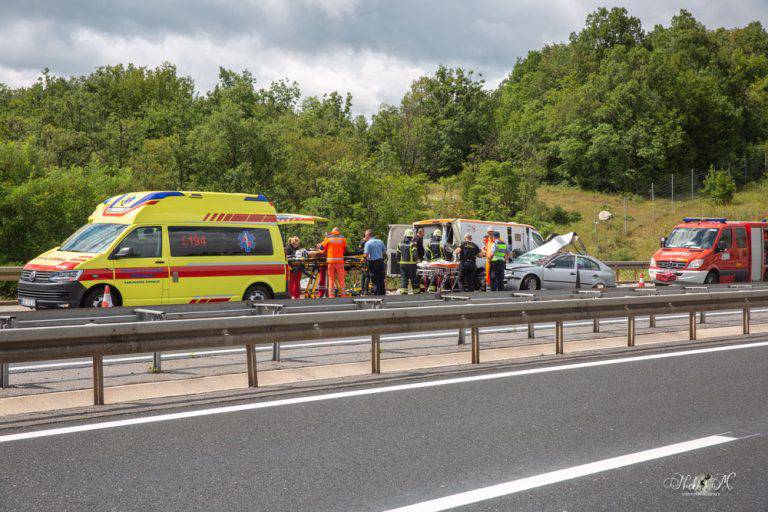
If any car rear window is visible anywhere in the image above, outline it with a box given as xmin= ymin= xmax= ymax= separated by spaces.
xmin=168 ymin=227 xmax=273 ymax=257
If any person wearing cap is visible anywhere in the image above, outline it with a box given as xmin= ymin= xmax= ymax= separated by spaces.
xmin=363 ymin=229 xmax=387 ymax=296
xmin=321 ymin=227 xmax=347 ymax=297
xmin=483 ymin=227 xmax=495 ymax=289
xmin=454 ymin=233 xmax=481 ymax=292
xmin=489 ymin=231 xmax=510 ymax=291
xmin=396 ymin=228 xmax=421 ymax=294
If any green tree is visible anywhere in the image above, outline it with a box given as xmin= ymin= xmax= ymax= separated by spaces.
xmin=703 ymin=167 xmax=736 ymax=205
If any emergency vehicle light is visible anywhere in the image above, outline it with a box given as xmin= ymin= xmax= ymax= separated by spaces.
xmin=682 ymin=217 xmax=727 ymax=223
xmin=244 ymin=195 xmax=269 ymax=202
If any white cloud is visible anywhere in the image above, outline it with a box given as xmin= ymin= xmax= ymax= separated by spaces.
xmin=0 ymin=0 xmax=766 ymax=115
xmin=71 ymin=28 xmax=428 ymax=115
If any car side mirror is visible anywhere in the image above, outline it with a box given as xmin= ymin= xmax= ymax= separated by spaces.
xmin=716 ymin=240 xmax=727 ymax=253
xmin=659 ymin=237 xmax=667 ymax=248
xmin=113 ymin=246 xmax=134 ymax=259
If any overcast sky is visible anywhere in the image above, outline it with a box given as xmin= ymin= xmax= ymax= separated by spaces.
xmin=1 ymin=1 xmax=766 ymax=115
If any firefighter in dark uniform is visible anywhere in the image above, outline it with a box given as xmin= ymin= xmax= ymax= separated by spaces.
xmin=453 ymin=233 xmax=481 ymax=292
xmin=424 ymin=229 xmax=445 ymax=292
xmin=397 ymin=228 xmax=421 ymax=294
xmin=425 ymin=229 xmax=444 ymax=261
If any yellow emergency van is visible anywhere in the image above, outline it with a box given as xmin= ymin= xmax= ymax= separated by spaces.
xmin=18 ymin=191 xmax=288 ymax=308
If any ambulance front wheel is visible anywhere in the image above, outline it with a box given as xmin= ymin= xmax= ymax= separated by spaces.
xmin=82 ymin=285 xmax=122 ymax=308
xmin=243 ymin=284 xmax=272 ymax=301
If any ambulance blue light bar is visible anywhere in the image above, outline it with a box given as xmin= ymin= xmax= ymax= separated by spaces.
xmin=244 ymin=195 xmax=269 ymax=202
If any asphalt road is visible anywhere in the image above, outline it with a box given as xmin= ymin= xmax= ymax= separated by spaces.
xmin=1 ymin=338 xmax=767 ymax=511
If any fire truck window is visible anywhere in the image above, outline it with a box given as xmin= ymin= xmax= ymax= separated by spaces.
xmin=736 ymin=228 xmax=747 ymax=248
xmin=719 ymin=228 xmax=732 ymax=249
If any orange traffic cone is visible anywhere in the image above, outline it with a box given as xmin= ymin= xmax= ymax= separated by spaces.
xmin=638 ymin=275 xmax=645 ymax=288
xmin=100 ymin=285 xmax=114 ymax=308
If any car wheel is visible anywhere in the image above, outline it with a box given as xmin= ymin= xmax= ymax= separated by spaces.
xmin=521 ymin=275 xmax=540 ymax=290
xmin=243 ymin=284 xmax=271 ymax=301
xmin=593 ymin=282 xmax=606 ymax=289
xmin=82 ymin=286 xmax=121 ymax=308
xmin=704 ymin=271 xmax=719 ymax=285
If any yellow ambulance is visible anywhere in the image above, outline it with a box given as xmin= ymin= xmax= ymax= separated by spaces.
xmin=18 ymin=191 xmax=288 ymax=308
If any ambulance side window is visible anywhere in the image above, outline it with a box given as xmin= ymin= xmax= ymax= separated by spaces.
xmin=112 ymin=226 xmax=162 ymax=259
xmin=168 ymin=227 xmax=273 ymax=256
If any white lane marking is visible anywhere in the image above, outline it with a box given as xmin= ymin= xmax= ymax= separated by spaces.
xmin=1 ymin=341 xmax=766 ymax=444
xmin=9 ymin=307 xmax=763 ymax=373
xmin=382 ymin=435 xmax=738 ymax=512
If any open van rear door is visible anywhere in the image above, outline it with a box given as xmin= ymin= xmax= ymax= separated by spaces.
xmin=386 ymin=224 xmax=410 ymax=276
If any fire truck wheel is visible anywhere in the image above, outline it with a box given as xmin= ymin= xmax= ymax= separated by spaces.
xmin=703 ymin=271 xmax=719 ymax=285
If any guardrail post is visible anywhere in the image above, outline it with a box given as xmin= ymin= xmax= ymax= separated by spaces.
xmin=527 ymin=323 xmax=534 ymax=339
xmin=253 ymin=304 xmax=286 ymax=362
xmin=152 ymin=352 xmax=162 ymax=372
xmin=93 ymin=355 xmax=104 ymax=406
xmin=458 ymin=328 xmax=466 ymax=345
xmin=471 ymin=327 xmax=480 ymax=364
xmin=0 ymin=316 xmax=16 ymax=388
xmin=689 ymin=311 xmax=697 ymax=340
xmin=649 ymin=314 xmax=656 ymax=328
xmin=592 ymin=318 xmax=600 ymax=333
xmin=371 ymin=334 xmax=381 ymax=374
xmin=555 ymin=321 xmax=564 ymax=354
xmin=135 ymin=309 xmax=166 ymax=372
xmin=0 ymin=363 xmax=8 ymax=389
xmin=246 ymin=343 xmax=258 ymax=387
xmin=627 ymin=315 xmax=635 ymax=347
xmin=743 ymin=306 xmax=750 ymax=334
xmin=699 ymin=311 xmax=706 ymax=324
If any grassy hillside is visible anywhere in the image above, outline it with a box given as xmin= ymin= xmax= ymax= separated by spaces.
xmin=537 ymin=185 xmax=768 ymax=262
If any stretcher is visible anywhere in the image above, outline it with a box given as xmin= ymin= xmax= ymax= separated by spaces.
xmin=417 ymin=260 xmax=461 ymax=293
xmin=287 ymin=254 xmax=369 ymax=298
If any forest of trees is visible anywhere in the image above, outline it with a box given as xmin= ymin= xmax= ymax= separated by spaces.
xmin=1 ymin=7 xmax=768 ymax=264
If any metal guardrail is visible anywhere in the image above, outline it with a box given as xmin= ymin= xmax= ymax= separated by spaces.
xmin=0 ymin=267 xmax=21 ymax=281
xmin=1 ymin=263 xmax=650 ymax=282
xmin=0 ymin=286 xmax=764 ymax=406
xmin=604 ymin=261 xmax=649 ymax=270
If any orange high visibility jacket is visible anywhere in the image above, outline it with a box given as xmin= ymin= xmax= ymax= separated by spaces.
xmin=321 ymin=234 xmax=347 ymax=263
xmin=483 ymin=236 xmax=494 ymax=284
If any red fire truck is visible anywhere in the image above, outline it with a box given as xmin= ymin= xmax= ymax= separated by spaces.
xmin=649 ymin=217 xmax=768 ymax=285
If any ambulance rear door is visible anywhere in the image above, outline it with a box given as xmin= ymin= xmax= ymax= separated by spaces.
xmin=386 ymin=224 xmax=410 ymax=276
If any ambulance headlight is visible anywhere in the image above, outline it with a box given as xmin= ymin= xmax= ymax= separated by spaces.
xmin=50 ymin=270 xmax=83 ymax=282
xmin=687 ymin=259 xmax=704 ymax=269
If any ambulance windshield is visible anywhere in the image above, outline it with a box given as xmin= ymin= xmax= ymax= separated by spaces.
xmin=665 ymin=227 xmax=719 ymax=249
xmin=60 ymin=223 xmax=128 ymax=253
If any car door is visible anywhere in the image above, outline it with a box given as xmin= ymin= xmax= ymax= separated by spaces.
xmin=714 ymin=228 xmax=735 ymax=282
xmin=577 ymin=256 xmax=602 ymax=288
xmin=109 ymin=225 xmax=167 ymax=306
xmin=541 ymin=254 xmax=577 ymax=289
xmin=733 ymin=227 xmax=749 ymax=281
